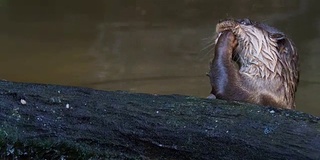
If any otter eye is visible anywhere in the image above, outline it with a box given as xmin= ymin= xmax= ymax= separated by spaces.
xmin=240 ymin=19 xmax=252 ymax=25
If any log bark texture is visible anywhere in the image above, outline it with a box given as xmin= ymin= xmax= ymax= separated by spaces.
xmin=0 ymin=80 xmax=319 ymax=159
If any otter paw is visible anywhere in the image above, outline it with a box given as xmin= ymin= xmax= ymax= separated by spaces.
xmin=223 ymin=31 xmax=237 ymax=48
xmin=207 ymin=94 xmax=216 ymax=99
xmin=215 ymin=31 xmax=237 ymax=58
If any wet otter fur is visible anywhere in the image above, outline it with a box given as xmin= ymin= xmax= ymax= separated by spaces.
xmin=208 ymin=19 xmax=299 ymax=109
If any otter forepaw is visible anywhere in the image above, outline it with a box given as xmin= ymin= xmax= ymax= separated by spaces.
xmin=224 ymin=31 xmax=237 ymax=50
xmin=215 ymin=31 xmax=237 ymax=58
xmin=207 ymin=94 xmax=217 ymax=99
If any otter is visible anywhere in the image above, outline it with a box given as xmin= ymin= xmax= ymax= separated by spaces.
xmin=207 ymin=19 xmax=299 ymax=109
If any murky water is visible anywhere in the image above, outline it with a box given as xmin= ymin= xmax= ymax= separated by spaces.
xmin=0 ymin=0 xmax=319 ymax=115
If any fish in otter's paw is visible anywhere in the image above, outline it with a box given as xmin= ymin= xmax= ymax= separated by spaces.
xmin=207 ymin=18 xmax=299 ymax=109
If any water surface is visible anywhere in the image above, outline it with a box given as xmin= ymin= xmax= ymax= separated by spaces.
xmin=0 ymin=0 xmax=319 ymax=115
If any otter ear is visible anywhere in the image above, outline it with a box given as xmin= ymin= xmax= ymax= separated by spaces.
xmin=270 ymin=33 xmax=285 ymax=41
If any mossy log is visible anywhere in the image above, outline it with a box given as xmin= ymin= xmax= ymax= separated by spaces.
xmin=0 ymin=80 xmax=319 ymax=159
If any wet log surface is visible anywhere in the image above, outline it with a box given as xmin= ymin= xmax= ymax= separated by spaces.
xmin=0 ymin=80 xmax=319 ymax=159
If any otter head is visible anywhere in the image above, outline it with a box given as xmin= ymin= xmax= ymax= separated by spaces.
xmin=212 ymin=18 xmax=299 ymax=109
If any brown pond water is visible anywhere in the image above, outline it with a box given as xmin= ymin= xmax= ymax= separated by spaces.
xmin=0 ymin=0 xmax=319 ymax=115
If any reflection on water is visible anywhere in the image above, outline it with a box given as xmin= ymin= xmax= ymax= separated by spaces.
xmin=0 ymin=0 xmax=319 ymax=115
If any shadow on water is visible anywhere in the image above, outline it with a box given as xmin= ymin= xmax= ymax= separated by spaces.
xmin=0 ymin=0 xmax=319 ymax=115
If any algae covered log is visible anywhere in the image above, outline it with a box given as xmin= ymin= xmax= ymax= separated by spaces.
xmin=0 ymin=80 xmax=319 ymax=159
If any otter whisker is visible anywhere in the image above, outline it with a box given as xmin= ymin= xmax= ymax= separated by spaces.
xmin=202 ymin=33 xmax=218 ymax=45
xmin=201 ymin=41 xmax=215 ymax=51
xmin=204 ymin=46 xmax=215 ymax=57
xmin=202 ymin=35 xmax=216 ymax=42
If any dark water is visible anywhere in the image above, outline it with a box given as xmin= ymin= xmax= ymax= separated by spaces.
xmin=0 ymin=0 xmax=319 ymax=115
